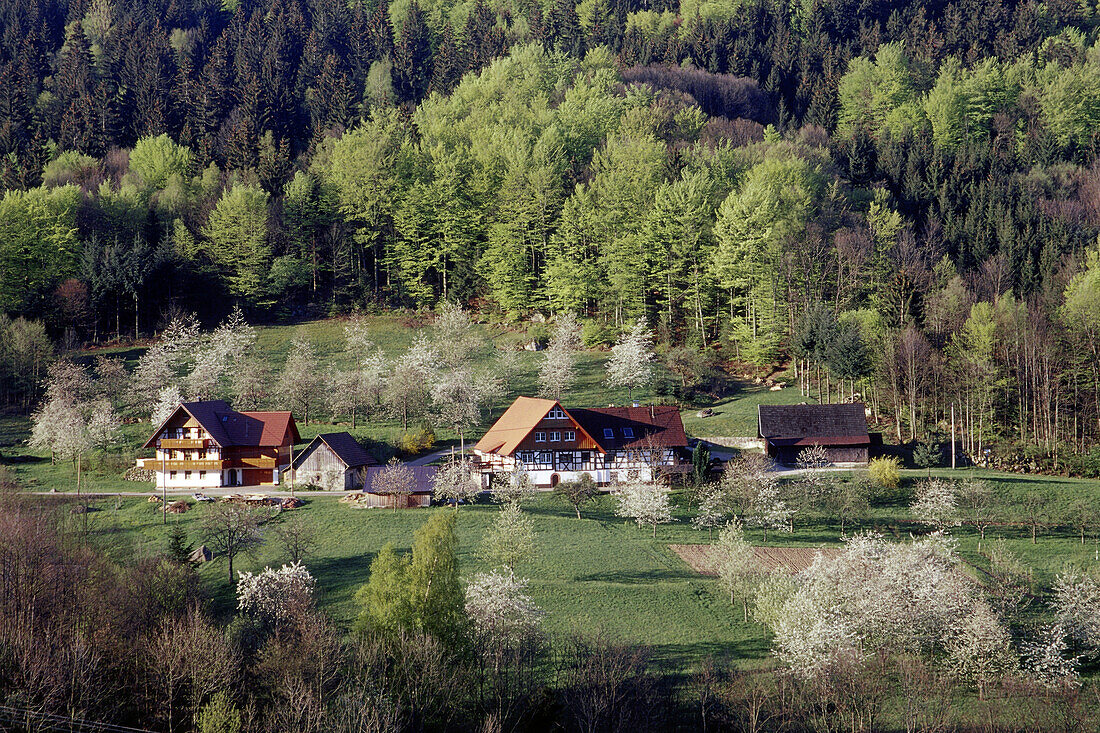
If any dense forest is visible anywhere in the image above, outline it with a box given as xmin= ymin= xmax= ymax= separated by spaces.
xmin=1 ymin=0 xmax=1100 ymax=466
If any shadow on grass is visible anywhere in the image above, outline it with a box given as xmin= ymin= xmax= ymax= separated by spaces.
xmin=648 ymin=637 xmax=772 ymax=675
xmin=576 ymin=568 xmax=698 ymax=584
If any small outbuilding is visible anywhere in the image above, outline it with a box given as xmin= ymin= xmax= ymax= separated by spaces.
xmin=757 ymin=403 xmax=871 ymax=465
xmin=292 ymin=432 xmax=378 ymax=490
xmin=357 ymin=465 xmax=437 ymax=508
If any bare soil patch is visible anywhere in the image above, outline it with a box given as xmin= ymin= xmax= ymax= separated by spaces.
xmin=671 ymin=544 xmax=842 ymax=576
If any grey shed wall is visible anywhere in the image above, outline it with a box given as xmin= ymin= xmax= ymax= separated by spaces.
xmin=294 ymin=441 xmax=359 ymax=490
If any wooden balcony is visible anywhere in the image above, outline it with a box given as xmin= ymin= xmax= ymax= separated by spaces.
xmin=159 ymin=438 xmax=209 ymax=449
xmin=139 ymin=458 xmax=227 ymax=471
xmin=232 ymin=456 xmax=276 ymax=469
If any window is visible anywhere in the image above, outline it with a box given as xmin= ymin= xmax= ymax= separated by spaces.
xmin=550 ymin=431 xmax=561 ymax=442
xmin=184 ymin=471 xmax=192 ymax=479
xmin=622 ymin=427 xmax=635 ymax=439
xmin=169 ymin=471 xmax=177 ymax=479
xmin=603 ymin=428 xmax=614 ymax=439
xmin=199 ymin=471 xmax=206 ymax=479
xmin=535 ymin=432 xmax=546 ymax=443
xmin=547 ymin=407 xmax=566 ymax=419
xmin=564 ymin=431 xmax=576 ymax=441
xmin=537 ymin=452 xmax=552 ymax=464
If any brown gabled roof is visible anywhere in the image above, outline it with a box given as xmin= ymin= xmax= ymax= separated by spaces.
xmin=474 ymin=397 xmax=687 ymax=456
xmin=571 ymin=405 xmax=688 ymax=451
xmin=473 ymin=396 xmax=560 ymax=455
xmin=143 ymin=400 xmax=299 ymax=449
xmin=297 ymin=432 xmax=377 ymax=469
xmin=757 ymin=404 xmax=869 ymax=444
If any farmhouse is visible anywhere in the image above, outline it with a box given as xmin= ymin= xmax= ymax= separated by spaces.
xmin=473 ymin=396 xmax=688 ymax=488
xmin=291 ymin=432 xmax=379 ymax=490
xmin=138 ymin=400 xmax=299 ymax=489
xmin=757 ymin=403 xmax=871 ymax=465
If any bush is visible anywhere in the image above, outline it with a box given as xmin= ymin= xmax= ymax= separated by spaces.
xmin=868 ymin=456 xmax=901 ymax=490
xmin=400 ymin=427 xmax=436 ymax=455
xmin=196 ymin=691 xmax=241 ymax=733
xmin=582 ymin=320 xmax=616 ymax=348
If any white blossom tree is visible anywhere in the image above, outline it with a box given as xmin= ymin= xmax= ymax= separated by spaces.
xmin=432 ymin=458 xmax=481 ymax=509
xmin=910 ymin=478 xmax=961 ymax=531
xmin=712 ymin=520 xmax=759 ymax=621
xmin=944 ymin=601 xmax=1017 ymax=699
xmin=465 ymin=570 xmax=544 ymax=646
xmin=1022 ymin=621 xmax=1080 ymax=688
xmin=431 ymin=367 xmax=487 ymax=456
xmin=481 ymin=502 xmax=536 ymax=572
xmin=236 ymin=561 xmax=316 ymax=623
xmin=691 ymin=483 xmax=726 ymax=539
xmin=29 ymin=394 xmax=89 ymax=465
xmin=433 ymin=302 xmax=480 ymax=369
xmin=185 ymin=307 xmax=255 ymax=400
xmin=281 ymin=335 xmax=322 ymax=424
xmin=492 ymin=463 xmax=537 ymax=506
xmin=151 ymin=385 xmax=183 ymax=426
xmin=538 ymin=312 xmax=581 ymax=400
xmin=1053 ymin=571 xmax=1100 ymax=657
xmin=613 ymin=474 xmax=673 ymax=537
xmin=763 ymin=532 xmax=988 ymax=679
xmin=605 ymin=318 xmax=655 ymax=402
xmin=130 ymin=343 xmax=175 ymax=416
xmin=371 ymin=457 xmax=415 ymax=511
xmin=384 ymin=336 xmax=435 ymax=432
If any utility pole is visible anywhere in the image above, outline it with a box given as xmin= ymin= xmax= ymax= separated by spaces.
xmin=161 ymin=440 xmax=167 ymax=525
xmin=950 ymin=403 xmax=956 ymax=470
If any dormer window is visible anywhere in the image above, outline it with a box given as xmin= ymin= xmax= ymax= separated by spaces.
xmin=535 ymin=432 xmax=546 ymax=443
xmin=547 ymin=407 xmax=566 ymax=420
xmin=622 ymin=427 xmax=635 ymax=439
xmin=603 ymin=428 xmax=614 ymax=439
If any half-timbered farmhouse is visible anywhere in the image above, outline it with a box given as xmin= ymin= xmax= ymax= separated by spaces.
xmin=473 ymin=396 xmax=688 ymax=488
xmin=757 ymin=403 xmax=871 ymax=465
xmin=138 ymin=400 xmax=299 ymax=489
xmin=292 ymin=432 xmax=378 ymax=490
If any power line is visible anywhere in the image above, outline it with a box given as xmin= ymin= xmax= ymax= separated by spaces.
xmin=0 ymin=705 xmax=156 ymax=733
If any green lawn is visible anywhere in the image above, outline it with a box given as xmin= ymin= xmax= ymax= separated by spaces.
xmin=78 ymin=491 xmax=771 ymax=671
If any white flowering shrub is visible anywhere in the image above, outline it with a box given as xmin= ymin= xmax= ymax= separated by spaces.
xmin=236 ymin=561 xmax=316 ymax=622
xmin=465 ymin=569 xmax=544 ymax=646
xmin=613 ymin=474 xmax=673 ymax=536
xmin=910 ymin=479 xmax=961 ymax=530
xmin=1053 ymin=571 xmax=1100 ymax=657
xmin=1022 ymin=622 xmax=1080 ymax=688
xmin=764 ymin=532 xmax=1008 ymax=681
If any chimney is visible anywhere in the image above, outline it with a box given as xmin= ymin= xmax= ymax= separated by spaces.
xmin=650 ymin=404 xmax=655 ymax=419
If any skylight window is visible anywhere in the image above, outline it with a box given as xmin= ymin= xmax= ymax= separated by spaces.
xmin=622 ymin=427 xmax=635 ymax=439
xmin=603 ymin=428 xmax=614 ymax=439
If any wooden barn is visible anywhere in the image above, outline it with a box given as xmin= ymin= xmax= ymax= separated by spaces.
xmin=757 ymin=403 xmax=871 ymax=465
xmin=292 ymin=432 xmax=378 ymax=490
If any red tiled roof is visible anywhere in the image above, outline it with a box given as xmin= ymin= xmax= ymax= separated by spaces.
xmin=571 ymin=405 xmax=688 ymax=451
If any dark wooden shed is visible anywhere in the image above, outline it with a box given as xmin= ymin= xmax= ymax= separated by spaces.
xmin=757 ymin=404 xmax=871 ymax=465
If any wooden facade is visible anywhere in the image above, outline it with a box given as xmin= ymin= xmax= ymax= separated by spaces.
xmin=137 ymin=400 xmax=299 ymax=489
xmin=292 ymin=432 xmax=377 ymax=490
